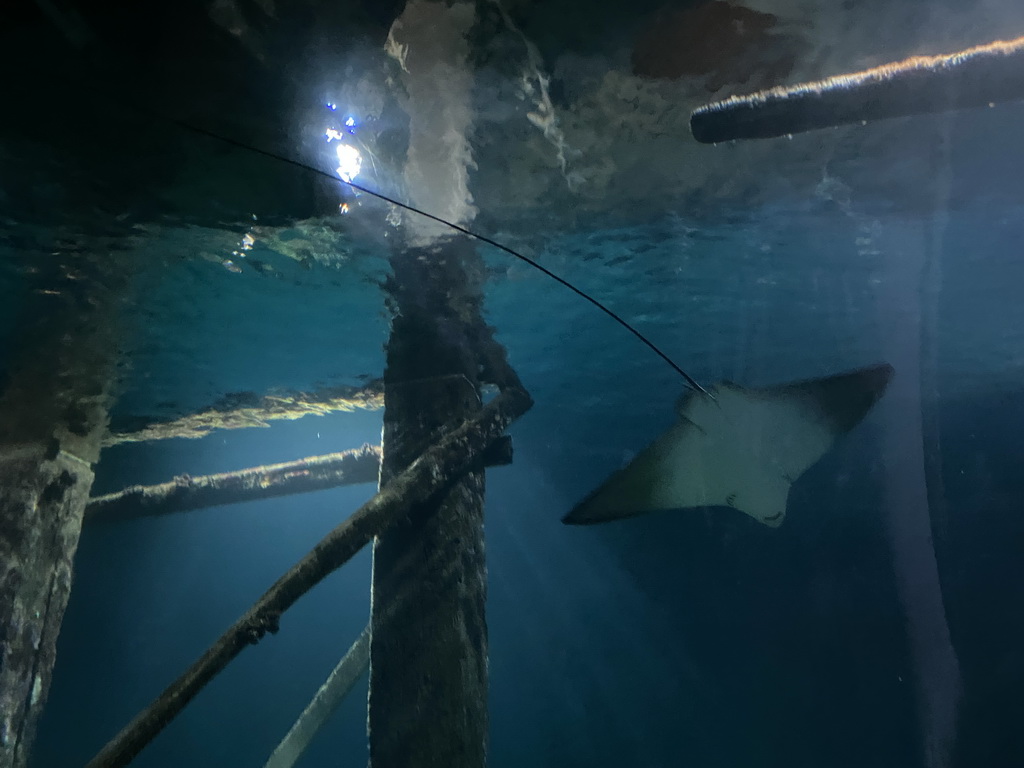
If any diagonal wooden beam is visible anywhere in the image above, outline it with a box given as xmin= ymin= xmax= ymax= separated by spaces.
xmin=84 ymin=383 xmax=531 ymax=768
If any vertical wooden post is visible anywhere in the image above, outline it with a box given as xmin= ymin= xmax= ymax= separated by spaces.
xmin=0 ymin=255 xmax=120 ymax=768
xmin=368 ymin=238 xmax=490 ymax=768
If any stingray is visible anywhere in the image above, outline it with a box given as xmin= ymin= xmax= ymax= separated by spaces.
xmin=564 ymin=363 xmax=894 ymax=527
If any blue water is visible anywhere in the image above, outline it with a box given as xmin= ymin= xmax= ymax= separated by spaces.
xmin=26 ymin=190 xmax=1024 ymax=767
xmin=6 ymin=1 xmax=1024 ymax=764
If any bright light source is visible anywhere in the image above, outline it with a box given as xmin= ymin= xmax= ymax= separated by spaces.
xmin=326 ymin=102 xmax=337 ymax=110
xmin=345 ymin=116 xmax=355 ymax=127
xmin=335 ymin=143 xmax=362 ymax=182
xmin=325 ymin=128 xmax=345 ymax=142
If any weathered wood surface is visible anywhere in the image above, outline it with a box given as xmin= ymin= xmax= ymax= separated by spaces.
xmin=86 ymin=445 xmax=382 ymax=523
xmin=371 ymin=374 xmax=488 ymax=768
xmin=368 ymin=230 xmax=519 ymax=768
xmin=84 ymin=383 xmax=531 ymax=768
xmin=85 ymin=437 xmax=512 ymax=524
xmin=0 ymin=446 xmax=99 ymax=767
xmin=0 ymin=250 xmax=121 ymax=768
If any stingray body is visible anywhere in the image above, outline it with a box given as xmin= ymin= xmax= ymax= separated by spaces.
xmin=564 ymin=363 xmax=894 ymax=527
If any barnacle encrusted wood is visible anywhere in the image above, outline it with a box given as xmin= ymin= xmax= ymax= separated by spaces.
xmin=86 ymin=437 xmax=513 ymax=523
xmin=690 ymin=35 xmax=1024 ymax=142
xmin=0 ymin=270 xmax=119 ymax=768
xmin=86 ymin=445 xmax=383 ymax=523
xmin=368 ymin=237 xmax=497 ymax=768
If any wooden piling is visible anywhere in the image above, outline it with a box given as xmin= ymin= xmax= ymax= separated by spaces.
xmin=368 ymin=238 xmax=494 ymax=768
xmin=0 ymin=254 xmax=120 ymax=768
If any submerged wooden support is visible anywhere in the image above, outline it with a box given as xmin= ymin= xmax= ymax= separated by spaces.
xmin=0 ymin=255 xmax=121 ymax=768
xmin=85 ymin=438 xmax=512 ymax=524
xmin=0 ymin=446 xmax=100 ymax=767
xmin=368 ymin=234 xmax=505 ymax=768
xmin=84 ymin=383 xmax=531 ymax=768
xmin=86 ymin=445 xmax=383 ymax=523
xmin=263 ymin=625 xmax=371 ymax=768
xmin=690 ymin=35 xmax=1024 ymax=143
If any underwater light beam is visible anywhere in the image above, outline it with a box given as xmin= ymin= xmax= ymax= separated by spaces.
xmin=142 ymin=109 xmax=709 ymax=395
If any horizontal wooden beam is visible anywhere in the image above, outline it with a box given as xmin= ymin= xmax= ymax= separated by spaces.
xmin=690 ymin=35 xmax=1024 ymax=143
xmin=86 ymin=445 xmax=381 ymax=524
xmin=86 ymin=438 xmax=512 ymax=524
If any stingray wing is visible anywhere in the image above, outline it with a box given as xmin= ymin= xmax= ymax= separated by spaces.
xmin=563 ymin=363 xmax=893 ymax=527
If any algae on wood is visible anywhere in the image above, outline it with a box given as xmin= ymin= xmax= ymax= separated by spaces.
xmin=0 ymin=253 xmax=122 ymax=768
xmin=690 ymin=35 xmax=1024 ymax=143
xmin=86 ymin=445 xmax=383 ymax=523
xmin=368 ymin=234 xmax=509 ymax=768
xmin=86 ymin=437 xmax=511 ymax=524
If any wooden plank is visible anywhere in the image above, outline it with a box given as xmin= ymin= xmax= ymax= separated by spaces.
xmin=86 ymin=445 xmax=382 ymax=523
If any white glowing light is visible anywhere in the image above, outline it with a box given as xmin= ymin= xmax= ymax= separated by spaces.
xmin=326 ymin=102 xmax=337 ymax=110
xmin=345 ymin=116 xmax=355 ymax=127
xmin=325 ymin=128 xmax=345 ymax=142
xmin=334 ymin=143 xmax=362 ymax=182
